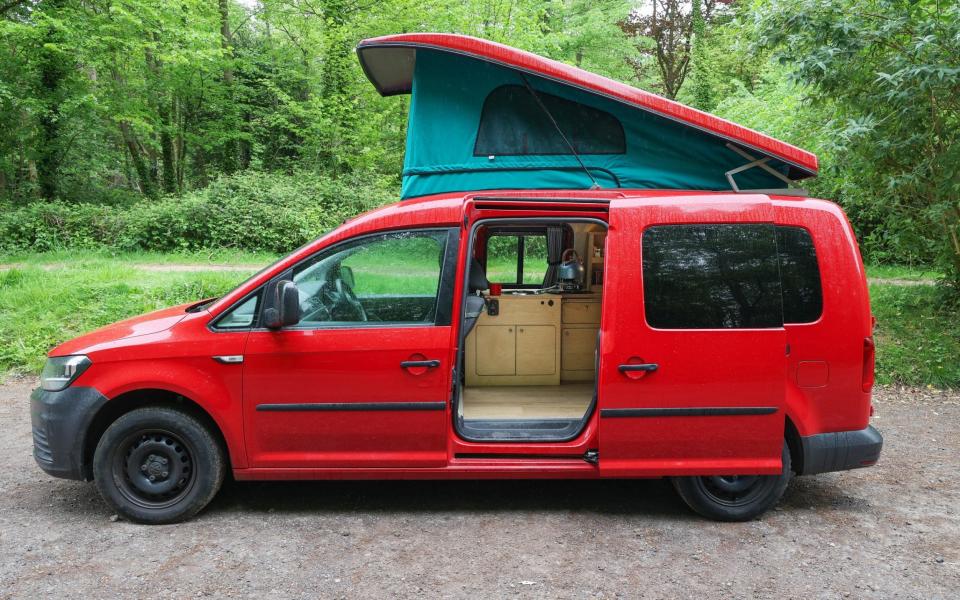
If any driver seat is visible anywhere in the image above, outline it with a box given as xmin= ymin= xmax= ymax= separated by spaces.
xmin=463 ymin=258 xmax=489 ymax=337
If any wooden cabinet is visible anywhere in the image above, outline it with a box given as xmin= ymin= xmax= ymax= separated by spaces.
xmin=475 ymin=325 xmax=517 ymax=375
xmin=561 ymin=327 xmax=599 ymax=372
xmin=561 ymin=300 xmax=602 ymax=324
xmin=465 ymin=296 xmax=561 ymax=386
xmin=516 ymin=325 xmax=557 ymax=375
xmin=465 ymin=294 xmax=602 ymax=386
xmin=560 ymin=297 xmax=602 ymax=382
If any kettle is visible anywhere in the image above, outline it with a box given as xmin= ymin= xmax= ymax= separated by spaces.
xmin=557 ymin=249 xmax=585 ymax=291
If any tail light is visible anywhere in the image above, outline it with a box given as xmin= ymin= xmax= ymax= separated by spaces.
xmin=862 ymin=336 xmax=876 ymax=392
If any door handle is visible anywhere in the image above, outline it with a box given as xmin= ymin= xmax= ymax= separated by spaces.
xmin=400 ymin=360 xmax=441 ymax=368
xmin=618 ymin=363 xmax=658 ymax=373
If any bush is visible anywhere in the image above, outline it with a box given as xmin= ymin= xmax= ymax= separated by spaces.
xmin=0 ymin=171 xmax=397 ymax=254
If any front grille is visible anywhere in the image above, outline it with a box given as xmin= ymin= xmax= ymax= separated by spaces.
xmin=32 ymin=426 xmax=53 ymax=463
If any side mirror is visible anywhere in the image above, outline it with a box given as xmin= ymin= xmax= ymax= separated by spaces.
xmin=263 ymin=280 xmax=301 ymax=329
xmin=340 ymin=265 xmax=355 ymax=289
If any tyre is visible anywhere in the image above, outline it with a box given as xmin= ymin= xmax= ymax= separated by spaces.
xmin=671 ymin=442 xmax=792 ymax=521
xmin=93 ymin=407 xmax=226 ymax=524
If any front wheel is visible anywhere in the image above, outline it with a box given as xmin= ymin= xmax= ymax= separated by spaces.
xmin=671 ymin=442 xmax=792 ymax=521
xmin=93 ymin=407 xmax=226 ymax=524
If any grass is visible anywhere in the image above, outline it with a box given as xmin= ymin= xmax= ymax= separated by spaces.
xmin=0 ymin=259 xmax=254 ymax=375
xmin=870 ymin=283 xmax=960 ymax=388
xmin=1 ymin=252 xmax=958 ymax=388
xmin=866 ymin=264 xmax=942 ymax=281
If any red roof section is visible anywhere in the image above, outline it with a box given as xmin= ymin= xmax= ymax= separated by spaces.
xmin=357 ymin=33 xmax=818 ymax=176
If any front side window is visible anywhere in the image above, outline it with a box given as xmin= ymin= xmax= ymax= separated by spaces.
xmin=291 ymin=230 xmax=449 ymax=326
xmin=486 ymin=233 xmax=548 ymax=286
xmin=642 ymin=224 xmax=783 ymax=329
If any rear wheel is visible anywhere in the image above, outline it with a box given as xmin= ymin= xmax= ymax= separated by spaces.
xmin=93 ymin=407 xmax=226 ymax=524
xmin=671 ymin=442 xmax=792 ymax=521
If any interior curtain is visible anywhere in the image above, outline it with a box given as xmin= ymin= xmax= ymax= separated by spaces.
xmin=543 ymin=225 xmax=564 ymax=287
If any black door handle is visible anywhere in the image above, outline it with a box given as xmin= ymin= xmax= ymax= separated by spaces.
xmin=618 ymin=363 xmax=658 ymax=373
xmin=401 ymin=360 xmax=441 ymax=368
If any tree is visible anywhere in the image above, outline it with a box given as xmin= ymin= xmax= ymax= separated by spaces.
xmin=754 ymin=0 xmax=960 ymax=288
xmin=620 ymin=0 xmax=726 ymax=99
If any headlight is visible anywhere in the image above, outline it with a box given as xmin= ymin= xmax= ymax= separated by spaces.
xmin=40 ymin=355 xmax=91 ymax=391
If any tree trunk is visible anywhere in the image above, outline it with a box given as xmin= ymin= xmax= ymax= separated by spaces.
xmin=119 ymin=121 xmax=157 ymax=198
xmin=159 ymin=101 xmax=178 ymax=195
xmin=218 ymin=0 xmax=237 ymax=173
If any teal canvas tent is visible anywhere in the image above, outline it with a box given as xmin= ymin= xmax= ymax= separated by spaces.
xmin=357 ymin=34 xmax=819 ymax=200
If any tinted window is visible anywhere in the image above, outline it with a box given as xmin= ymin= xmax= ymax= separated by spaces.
xmin=776 ymin=226 xmax=823 ymax=323
xmin=292 ymin=231 xmax=448 ymax=326
xmin=474 ymin=85 xmax=625 ymax=156
xmin=486 ymin=233 xmax=548 ymax=286
xmin=642 ymin=224 xmax=783 ymax=329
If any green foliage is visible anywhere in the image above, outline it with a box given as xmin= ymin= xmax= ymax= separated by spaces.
xmin=870 ymin=283 xmax=960 ymax=388
xmin=0 ymin=171 xmax=394 ymax=253
xmin=751 ymin=0 xmax=960 ymax=287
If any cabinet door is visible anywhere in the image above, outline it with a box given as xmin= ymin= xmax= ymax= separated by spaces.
xmin=562 ymin=301 xmax=602 ymax=324
xmin=562 ymin=327 xmax=599 ymax=371
xmin=475 ymin=325 xmax=516 ymax=375
xmin=516 ymin=325 xmax=556 ymax=375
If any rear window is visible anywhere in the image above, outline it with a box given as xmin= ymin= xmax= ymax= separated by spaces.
xmin=776 ymin=226 xmax=823 ymax=323
xmin=641 ymin=224 xmax=783 ymax=329
xmin=474 ymin=85 xmax=626 ymax=156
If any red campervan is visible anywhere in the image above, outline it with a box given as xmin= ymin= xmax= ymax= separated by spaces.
xmin=31 ymin=34 xmax=882 ymax=524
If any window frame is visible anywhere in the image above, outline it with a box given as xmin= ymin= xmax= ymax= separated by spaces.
xmin=484 ymin=226 xmax=551 ymax=289
xmin=640 ymin=223 xmax=786 ymax=331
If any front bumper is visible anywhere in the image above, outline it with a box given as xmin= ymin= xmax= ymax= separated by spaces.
xmin=800 ymin=425 xmax=883 ymax=475
xmin=30 ymin=386 xmax=109 ymax=481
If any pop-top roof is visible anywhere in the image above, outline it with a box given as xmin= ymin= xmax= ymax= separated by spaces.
xmin=357 ymin=33 xmax=818 ymax=199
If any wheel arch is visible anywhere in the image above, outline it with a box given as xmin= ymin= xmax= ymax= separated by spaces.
xmin=81 ymin=388 xmax=231 ymax=480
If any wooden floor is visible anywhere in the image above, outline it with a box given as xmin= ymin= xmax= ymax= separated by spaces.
xmin=462 ymin=383 xmax=594 ymax=420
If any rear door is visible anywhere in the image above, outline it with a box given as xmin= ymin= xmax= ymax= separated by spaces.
xmin=599 ymin=197 xmax=786 ymax=476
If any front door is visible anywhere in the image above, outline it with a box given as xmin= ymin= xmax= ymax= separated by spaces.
xmin=243 ymin=228 xmax=460 ymax=469
xmin=599 ymin=197 xmax=786 ymax=476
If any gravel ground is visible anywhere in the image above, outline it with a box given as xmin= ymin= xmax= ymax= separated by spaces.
xmin=1 ymin=378 xmax=957 ymax=599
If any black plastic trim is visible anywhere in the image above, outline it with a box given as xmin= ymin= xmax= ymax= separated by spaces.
xmin=400 ymin=360 xmax=441 ymax=368
xmin=31 ymin=386 xmax=110 ymax=481
xmin=256 ymin=401 xmax=447 ymax=412
xmin=617 ymin=363 xmax=658 ymax=373
xmin=799 ymin=425 xmax=883 ymax=475
xmin=600 ymin=406 xmax=778 ymax=418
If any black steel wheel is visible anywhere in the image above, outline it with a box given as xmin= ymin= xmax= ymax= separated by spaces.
xmin=671 ymin=443 xmax=792 ymax=521
xmin=94 ymin=407 xmax=225 ymax=524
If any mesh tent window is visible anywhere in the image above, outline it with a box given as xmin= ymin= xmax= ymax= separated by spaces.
xmin=473 ymin=85 xmax=626 ymax=156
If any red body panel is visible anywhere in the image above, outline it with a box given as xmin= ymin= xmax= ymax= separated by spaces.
xmin=242 ymin=326 xmax=453 ymax=468
xmin=52 ymin=189 xmax=873 ymax=481
xmin=357 ymin=33 xmax=818 ymax=176
xmin=598 ymin=197 xmax=786 ymax=476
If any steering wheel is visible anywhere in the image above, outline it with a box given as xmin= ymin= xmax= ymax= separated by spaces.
xmin=316 ymin=277 xmax=367 ymax=322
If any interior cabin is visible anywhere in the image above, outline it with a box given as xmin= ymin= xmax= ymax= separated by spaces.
xmin=456 ymin=220 xmax=608 ymax=441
